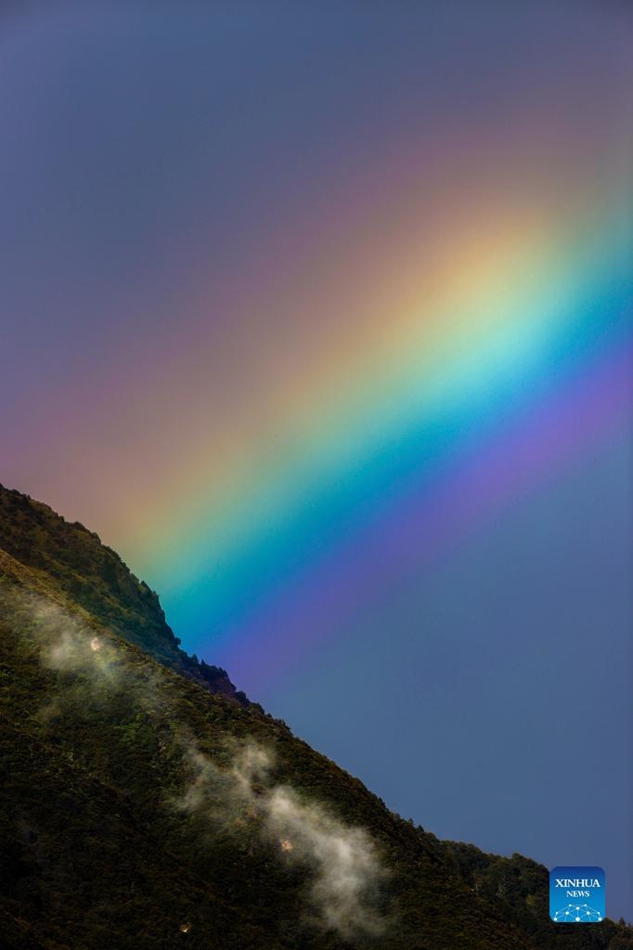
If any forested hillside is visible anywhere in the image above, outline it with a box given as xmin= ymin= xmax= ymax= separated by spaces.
xmin=1 ymin=484 xmax=630 ymax=950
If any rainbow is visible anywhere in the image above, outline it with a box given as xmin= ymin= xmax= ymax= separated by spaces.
xmin=127 ymin=195 xmax=631 ymax=688
xmin=26 ymin=74 xmax=627 ymax=696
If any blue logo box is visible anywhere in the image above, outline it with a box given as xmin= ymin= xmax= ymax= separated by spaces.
xmin=549 ymin=866 xmax=605 ymax=923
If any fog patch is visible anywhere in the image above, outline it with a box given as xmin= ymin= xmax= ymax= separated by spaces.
xmin=178 ymin=739 xmax=387 ymax=940
xmin=38 ymin=606 xmax=120 ymax=684
xmin=267 ymin=784 xmax=386 ymax=938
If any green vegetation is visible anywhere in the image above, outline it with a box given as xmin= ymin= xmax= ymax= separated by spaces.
xmin=0 ymin=483 xmax=631 ymax=949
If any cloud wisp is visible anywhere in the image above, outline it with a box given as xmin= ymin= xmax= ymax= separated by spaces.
xmin=178 ymin=740 xmax=388 ymax=939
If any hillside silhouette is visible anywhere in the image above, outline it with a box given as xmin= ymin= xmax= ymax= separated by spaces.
xmin=0 ymin=483 xmax=630 ymax=950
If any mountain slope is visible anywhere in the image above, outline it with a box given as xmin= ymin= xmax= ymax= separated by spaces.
xmin=0 ymin=484 xmax=631 ymax=950
xmin=0 ymin=485 xmax=249 ymax=704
